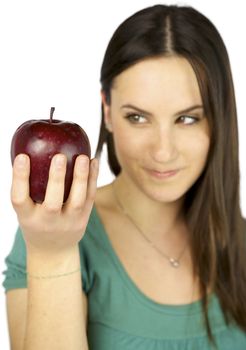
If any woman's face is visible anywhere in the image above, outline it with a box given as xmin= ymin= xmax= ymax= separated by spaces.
xmin=102 ymin=56 xmax=210 ymax=203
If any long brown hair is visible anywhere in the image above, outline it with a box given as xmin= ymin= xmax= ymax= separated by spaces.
xmin=95 ymin=4 xmax=246 ymax=347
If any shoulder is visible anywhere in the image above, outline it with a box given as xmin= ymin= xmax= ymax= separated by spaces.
xmin=80 ymin=183 xmax=115 ymax=245
xmin=95 ymin=183 xmax=115 ymax=212
xmin=89 ymin=183 xmax=118 ymax=229
xmin=79 ymin=183 xmax=117 ymax=293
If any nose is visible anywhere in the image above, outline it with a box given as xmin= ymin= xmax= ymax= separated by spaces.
xmin=149 ymin=127 xmax=178 ymax=163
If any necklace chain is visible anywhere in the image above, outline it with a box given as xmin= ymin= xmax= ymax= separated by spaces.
xmin=112 ymin=181 xmax=187 ymax=268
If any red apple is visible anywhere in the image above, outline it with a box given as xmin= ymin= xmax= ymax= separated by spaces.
xmin=11 ymin=107 xmax=91 ymax=203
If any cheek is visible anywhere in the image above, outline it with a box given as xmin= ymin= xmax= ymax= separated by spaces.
xmin=184 ymin=131 xmax=210 ymax=164
xmin=112 ymin=128 xmax=145 ymax=165
xmin=112 ymin=124 xmax=210 ymax=170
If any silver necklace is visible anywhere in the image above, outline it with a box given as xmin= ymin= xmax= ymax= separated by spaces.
xmin=112 ymin=181 xmax=187 ymax=268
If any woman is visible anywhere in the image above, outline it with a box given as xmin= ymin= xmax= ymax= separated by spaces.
xmin=3 ymin=4 xmax=246 ymax=350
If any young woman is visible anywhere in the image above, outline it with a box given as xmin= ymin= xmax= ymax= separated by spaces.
xmin=3 ymin=4 xmax=246 ymax=350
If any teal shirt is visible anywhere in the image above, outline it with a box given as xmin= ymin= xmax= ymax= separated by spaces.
xmin=2 ymin=205 xmax=246 ymax=349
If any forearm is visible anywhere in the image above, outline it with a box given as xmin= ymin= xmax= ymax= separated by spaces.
xmin=23 ymin=245 xmax=88 ymax=350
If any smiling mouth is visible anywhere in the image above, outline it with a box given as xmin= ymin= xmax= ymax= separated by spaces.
xmin=146 ymin=168 xmax=180 ymax=179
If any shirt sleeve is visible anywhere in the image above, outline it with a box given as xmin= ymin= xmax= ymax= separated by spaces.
xmin=2 ymin=226 xmax=91 ymax=294
xmin=2 ymin=227 xmax=27 ymax=293
xmin=78 ymin=225 xmax=95 ymax=295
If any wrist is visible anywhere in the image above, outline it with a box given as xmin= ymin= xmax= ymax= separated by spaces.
xmin=26 ymin=244 xmax=81 ymax=277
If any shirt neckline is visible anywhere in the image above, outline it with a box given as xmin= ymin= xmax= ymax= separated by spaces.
xmin=91 ymin=204 xmax=218 ymax=316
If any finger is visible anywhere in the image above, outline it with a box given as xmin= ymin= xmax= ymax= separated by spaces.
xmin=83 ymin=157 xmax=99 ymax=217
xmin=11 ymin=154 xmax=34 ymax=216
xmin=43 ymin=154 xmax=67 ymax=213
xmin=64 ymin=154 xmax=90 ymax=212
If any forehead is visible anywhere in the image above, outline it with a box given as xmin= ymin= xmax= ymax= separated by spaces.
xmin=111 ymin=56 xmax=202 ymax=108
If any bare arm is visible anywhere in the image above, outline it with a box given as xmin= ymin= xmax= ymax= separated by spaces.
xmin=24 ymin=246 xmax=88 ymax=350
xmin=6 ymin=289 xmax=27 ymax=350
xmin=8 ymin=153 xmax=99 ymax=350
xmin=6 ymin=285 xmax=88 ymax=350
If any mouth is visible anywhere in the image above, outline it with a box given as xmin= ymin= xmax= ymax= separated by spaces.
xmin=145 ymin=168 xmax=180 ymax=179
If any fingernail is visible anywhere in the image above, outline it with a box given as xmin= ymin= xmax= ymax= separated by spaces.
xmin=55 ymin=154 xmax=66 ymax=167
xmin=78 ymin=156 xmax=88 ymax=167
xmin=15 ymin=154 xmax=27 ymax=167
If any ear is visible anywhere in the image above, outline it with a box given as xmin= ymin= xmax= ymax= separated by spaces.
xmin=101 ymin=90 xmax=113 ymax=132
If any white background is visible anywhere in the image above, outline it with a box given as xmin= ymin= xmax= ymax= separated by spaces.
xmin=0 ymin=0 xmax=245 ymax=348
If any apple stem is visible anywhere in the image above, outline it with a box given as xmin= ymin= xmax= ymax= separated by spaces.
xmin=50 ymin=107 xmax=55 ymax=123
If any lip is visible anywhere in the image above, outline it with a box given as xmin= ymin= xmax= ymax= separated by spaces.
xmin=146 ymin=168 xmax=180 ymax=179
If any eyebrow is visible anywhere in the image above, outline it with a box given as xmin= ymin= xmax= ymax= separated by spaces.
xmin=121 ymin=104 xmax=204 ymax=116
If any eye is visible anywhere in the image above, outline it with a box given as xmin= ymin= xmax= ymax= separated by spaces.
xmin=177 ymin=115 xmax=200 ymax=125
xmin=124 ymin=113 xmax=147 ymax=124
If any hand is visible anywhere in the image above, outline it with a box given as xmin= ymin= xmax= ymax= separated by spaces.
xmin=11 ymin=153 xmax=99 ymax=256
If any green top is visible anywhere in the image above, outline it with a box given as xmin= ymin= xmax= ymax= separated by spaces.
xmin=2 ymin=205 xmax=246 ymax=349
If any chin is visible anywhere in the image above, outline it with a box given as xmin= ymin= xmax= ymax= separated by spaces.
xmin=138 ymin=182 xmax=186 ymax=204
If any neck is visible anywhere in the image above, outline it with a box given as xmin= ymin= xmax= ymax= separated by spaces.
xmin=112 ymin=173 xmax=187 ymax=241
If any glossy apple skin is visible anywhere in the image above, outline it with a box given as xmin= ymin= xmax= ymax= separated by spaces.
xmin=11 ymin=119 xmax=91 ymax=203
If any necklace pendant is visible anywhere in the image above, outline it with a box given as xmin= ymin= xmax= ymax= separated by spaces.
xmin=169 ymin=258 xmax=180 ymax=268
